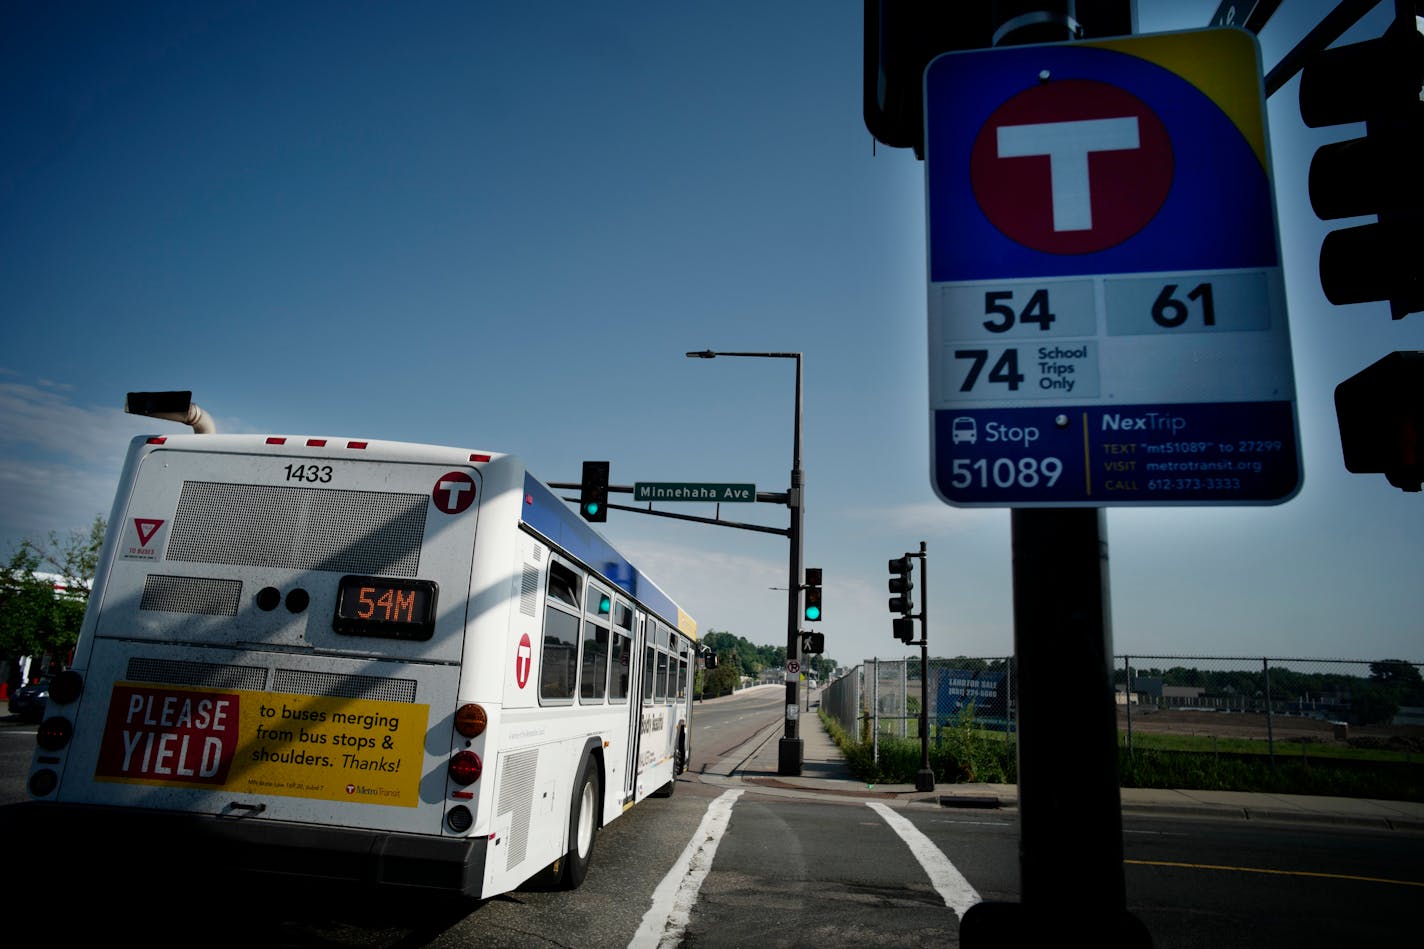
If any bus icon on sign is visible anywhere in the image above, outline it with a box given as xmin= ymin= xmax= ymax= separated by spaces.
xmin=951 ymin=417 xmax=978 ymax=445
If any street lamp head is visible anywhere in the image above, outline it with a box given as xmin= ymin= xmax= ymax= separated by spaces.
xmin=685 ymin=350 xmax=717 ymax=359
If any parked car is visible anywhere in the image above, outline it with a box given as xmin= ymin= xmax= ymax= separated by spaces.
xmin=8 ymin=675 xmax=50 ymax=723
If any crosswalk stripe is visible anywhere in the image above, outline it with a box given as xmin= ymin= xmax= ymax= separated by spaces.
xmin=867 ymin=801 xmax=982 ymax=917
xmin=629 ymin=788 xmax=744 ymax=949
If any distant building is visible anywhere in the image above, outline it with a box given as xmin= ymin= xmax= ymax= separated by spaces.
xmin=1392 ymin=706 xmax=1424 ymax=727
xmin=1161 ymin=685 xmax=1206 ymax=706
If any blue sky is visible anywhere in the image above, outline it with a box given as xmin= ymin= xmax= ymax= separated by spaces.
xmin=2 ymin=1 xmax=1419 ymax=668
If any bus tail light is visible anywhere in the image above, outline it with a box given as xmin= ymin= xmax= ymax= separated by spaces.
xmin=447 ymin=805 xmax=473 ymax=833
xmin=36 ymin=717 xmax=74 ymax=752
xmin=454 ymin=704 xmax=488 ymax=738
xmin=50 ymin=670 xmax=84 ymax=705
xmin=449 ymin=751 xmax=482 ymax=785
xmin=29 ymin=769 xmax=59 ymax=797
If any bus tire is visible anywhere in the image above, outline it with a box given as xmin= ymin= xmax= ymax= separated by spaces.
xmin=562 ymin=755 xmax=601 ymax=889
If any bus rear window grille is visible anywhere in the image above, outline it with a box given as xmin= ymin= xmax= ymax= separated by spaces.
xmin=125 ymin=657 xmax=269 ymax=691
xmin=272 ymin=668 xmax=417 ymax=703
xmin=165 ymin=481 xmax=426 ymax=576
xmin=140 ymin=575 xmax=242 ymax=616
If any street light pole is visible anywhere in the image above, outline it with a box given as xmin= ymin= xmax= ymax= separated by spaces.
xmin=687 ymin=349 xmax=805 ymax=776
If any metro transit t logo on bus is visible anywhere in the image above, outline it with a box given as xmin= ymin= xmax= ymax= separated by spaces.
xmin=432 ymin=471 xmax=476 ymax=514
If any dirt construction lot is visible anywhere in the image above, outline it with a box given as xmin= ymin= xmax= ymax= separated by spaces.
xmin=1118 ymin=707 xmax=1424 ymax=752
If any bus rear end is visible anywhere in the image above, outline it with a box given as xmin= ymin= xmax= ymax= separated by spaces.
xmin=26 ymin=433 xmax=513 ymax=897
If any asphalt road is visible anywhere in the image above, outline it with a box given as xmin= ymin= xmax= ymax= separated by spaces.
xmin=3 ymin=694 xmax=1420 ymax=947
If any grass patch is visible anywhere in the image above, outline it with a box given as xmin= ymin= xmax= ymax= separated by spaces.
xmin=821 ymin=708 xmax=1016 ymax=786
xmin=821 ymin=712 xmax=1424 ymax=802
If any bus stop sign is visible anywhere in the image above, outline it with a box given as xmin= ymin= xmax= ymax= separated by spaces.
xmin=924 ymin=28 xmax=1300 ymax=507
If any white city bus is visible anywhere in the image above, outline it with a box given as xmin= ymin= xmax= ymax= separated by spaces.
xmin=26 ymin=425 xmax=697 ymax=898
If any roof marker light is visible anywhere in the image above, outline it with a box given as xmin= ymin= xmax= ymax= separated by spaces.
xmin=347 ymin=441 xmax=368 ymax=449
xmin=470 ymin=453 xmax=491 ymax=463
xmin=146 ymin=437 xmax=167 ymax=445
xmin=266 ymin=437 xmax=286 ymax=445
xmin=306 ymin=438 xmax=327 ymax=447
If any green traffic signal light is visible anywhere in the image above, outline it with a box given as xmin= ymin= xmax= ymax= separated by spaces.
xmin=804 ymin=587 xmax=822 ymax=622
xmin=580 ymin=461 xmax=609 ymax=523
xmin=803 ymin=568 xmax=823 ymax=622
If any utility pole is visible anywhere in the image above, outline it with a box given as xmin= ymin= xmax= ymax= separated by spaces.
xmin=888 ymin=543 xmax=933 ymax=792
xmin=913 ymin=541 xmax=933 ymax=793
xmin=961 ymin=3 xmax=1147 ymax=945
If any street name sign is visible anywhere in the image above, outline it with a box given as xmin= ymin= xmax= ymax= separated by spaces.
xmin=924 ymin=28 xmax=1300 ymax=507
xmin=633 ymin=482 xmax=756 ymax=503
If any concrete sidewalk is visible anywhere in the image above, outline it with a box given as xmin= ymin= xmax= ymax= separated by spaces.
xmin=698 ymin=701 xmax=1424 ymax=833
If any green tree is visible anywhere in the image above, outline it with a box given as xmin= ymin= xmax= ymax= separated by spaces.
xmin=23 ymin=516 xmax=105 ymax=596
xmin=2 ymin=516 xmax=105 ymax=662
xmin=1 ymin=547 xmax=54 ymax=658
xmin=703 ymin=661 xmax=741 ymax=698
xmin=1370 ymin=659 xmax=1424 ymax=691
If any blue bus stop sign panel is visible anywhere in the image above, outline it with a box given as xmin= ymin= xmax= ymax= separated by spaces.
xmin=924 ymin=29 xmax=1301 ymax=507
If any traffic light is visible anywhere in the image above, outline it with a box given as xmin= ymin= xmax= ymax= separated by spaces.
xmin=1335 ymin=351 xmax=1424 ymax=491
xmin=803 ymin=567 xmax=823 ymax=622
xmin=802 ymin=631 xmax=825 ymax=654
xmin=893 ymin=617 xmax=916 ymax=644
xmin=887 ymin=556 xmax=914 ymax=615
xmin=579 ymin=461 xmax=609 ymax=522
xmin=863 ymin=1 xmax=985 ymax=157
xmin=1299 ymin=9 xmax=1424 ymax=318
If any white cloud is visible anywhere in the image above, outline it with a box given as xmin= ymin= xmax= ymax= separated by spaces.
xmin=0 ymin=380 xmax=158 ymax=544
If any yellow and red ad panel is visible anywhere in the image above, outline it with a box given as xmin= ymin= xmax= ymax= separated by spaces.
xmin=95 ymin=683 xmax=429 ymax=807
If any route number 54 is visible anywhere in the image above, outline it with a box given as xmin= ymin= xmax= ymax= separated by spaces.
xmin=983 ymin=289 xmax=1055 ymax=333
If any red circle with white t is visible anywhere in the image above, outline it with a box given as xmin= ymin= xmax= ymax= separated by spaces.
xmin=515 ymin=633 xmax=532 ymax=689
xmin=970 ymin=79 xmax=1172 ymax=255
xmin=432 ymin=472 xmax=476 ymax=514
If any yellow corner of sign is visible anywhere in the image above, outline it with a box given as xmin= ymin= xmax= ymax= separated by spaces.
xmin=1089 ymin=29 xmax=1269 ymax=173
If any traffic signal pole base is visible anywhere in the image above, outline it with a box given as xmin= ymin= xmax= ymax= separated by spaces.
xmin=915 ymin=769 xmax=935 ymax=792
xmin=778 ymin=737 xmax=803 ymax=776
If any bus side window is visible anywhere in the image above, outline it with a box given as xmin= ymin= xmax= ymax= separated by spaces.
xmin=580 ymin=583 xmax=610 ymax=703
xmin=541 ymin=561 xmax=580 ymax=702
xmin=547 ymin=561 xmax=579 ymax=609
xmin=653 ymin=623 xmax=669 ymax=702
xmin=609 ymin=628 xmax=631 ymax=701
xmin=609 ymin=599 xmax=632 ymax=702
xmin=677 ymin=641 xmax=689 ymax=699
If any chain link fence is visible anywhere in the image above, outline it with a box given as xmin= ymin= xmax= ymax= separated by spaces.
xmin=822 ymin=656 xmax=1424 ymax=762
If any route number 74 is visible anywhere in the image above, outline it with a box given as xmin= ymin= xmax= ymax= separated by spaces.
xmin=955 ymin=348 xmax=1025 ymax=391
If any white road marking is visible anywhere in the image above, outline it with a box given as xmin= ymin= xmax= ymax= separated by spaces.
xmin=868 ymin=801 xmax=982 ymax=917
xmin=629 ymin=788 xmax=744 ymax=949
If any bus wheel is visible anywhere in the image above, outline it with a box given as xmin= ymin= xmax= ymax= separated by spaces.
xmin=562 ymin=756 xmax=601 ymax=889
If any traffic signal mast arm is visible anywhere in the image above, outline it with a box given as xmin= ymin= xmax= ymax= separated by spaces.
xmin=551 ymin=479 xmax=793 ymax=536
